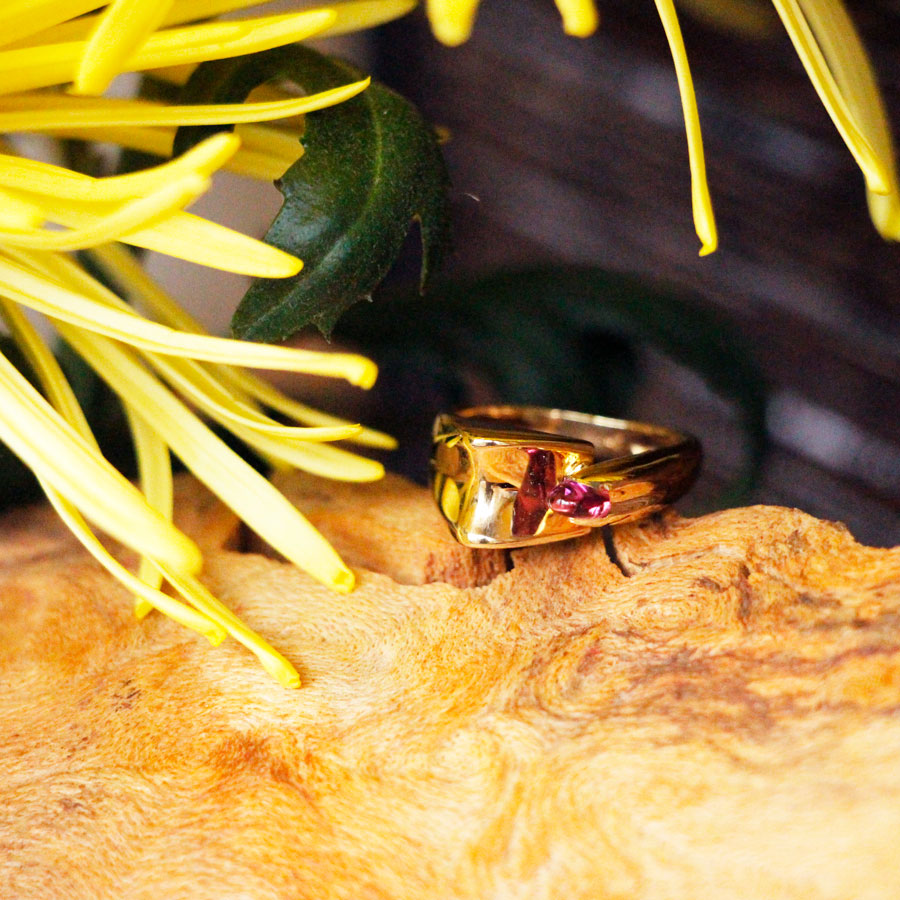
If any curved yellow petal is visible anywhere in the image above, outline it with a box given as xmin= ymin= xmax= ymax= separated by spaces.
xmin=0 ymin=293 xmax=220 ymax=640
xmin=0 ymin=294 xmax=92 ymax=439
xmin=426 ymin=0 xmax=482 ymax=46
xmin=769 ymin=0 xmax=891 ymax=196
xmin=554 ymin=0 xmax=599 ymax=37
xmin=224 ymin=367 xmax=399 ymax=450
xmin=0 ymin=348 xmax=202 ymax=574
xmin=89 ymin=242 xmax=399 ymax=450
xmin=41 ymin=123 xmax=293 ymax=182
xmin=147 ymin=352 xmax=364 ymax=442
xmin=654 ymin=0 xmax=718 ymax=256
xmin=0 ymin=174 xmax=208 ymax=250
xmin=125 ymin=405 xmax=172 ymax=616
xmin=161 ymin=567 xmax=301 ymax=687
xmin=317 ymin=0 xmax=419 ymax=37
xmin=0 ymin=252 xmax=376 ymax=386
xmin=0 ymin=133 xmax=237 ymax=201
xmin=74 ymin=0 xmax=176 ymax=96
xmin=59 ymin=325 xmax=357 ymax=594
xmin=0 ymin=78 xmax=369 ymax=130
xmin=794 ymin=0 xmax=899 ymax=239
xmin=0 ymin=9 xmax=338 ymax=95
xmin=44 ymin=481 xmax=226 ymax=644
xmin=5 ymin=189 xmax=301 ymax=277
xmin=231 ymin=423 xmax=386 ymax=481
xmin=9 ymin=0 xmax=253 ymax=47
xmin=0 ymin=0 xmax=102 ymax=49
xmin=0 ymin=187 xmax=45 ymax=230
xmin=21 ymin=0 xmax=418 ymax=48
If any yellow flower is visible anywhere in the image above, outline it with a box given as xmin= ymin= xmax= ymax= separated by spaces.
xmin=0 ymin=0 xmax=416 ymax=687
xmin=425 ymin=0 xmax=900 ymax=255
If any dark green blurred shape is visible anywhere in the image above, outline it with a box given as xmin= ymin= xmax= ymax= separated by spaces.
xmin=337 ymin=267 xmax=767 ymax=506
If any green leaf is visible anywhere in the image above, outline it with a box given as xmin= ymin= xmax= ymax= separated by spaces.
xmin=174 ymin=45 xmax=451 ymax=341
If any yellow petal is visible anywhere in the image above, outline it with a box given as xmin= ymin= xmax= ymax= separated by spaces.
xmin=58 ymin=325 xmax=357 ymax=594
xmin=230 ymin=423 xmax=386 ymax=481
xmin=0 ymin=0 xmax=102 ymax=49
xmin=5 ymin=188 xmax=301 ymax=277
xmin=89 ymin=242 xmax=398 ymax=450
xmin=0 ymin=133 xmax=238 ymax=201
xmin=125 ymin=404 xmax=172 ymax=616
xmin=793 ymin=0 xmax=899 ymax=239
xmin=554 ymin=0 xmax=599 ymax=37
xmin=426 ymin=0 xmax=482 ymax=46
xmin=224 ymin=367 xmax=399 ymax=450
xmin=317 ymin=0 xmax=419 ymax=37
xmin=0 ymin=174 xmax=208 ymax=250
xmin=0 ymin=252 xmax=376 ymax=386
xmin=0 ymin=9 xmax=338 ymax=95
xmin=769 ymin=0 xmax=892 ymax=196
xmin=16 ymin=0 xmax=256 ymax=47
xmin=0 ymin=186 xmax=45 ymax=230
xmin=74 ymin=0 xmax=176 ymax=96
xmin=146 ymin=352 xmax=364 ymax=442
xmin=41 ymin=123 xmax=292 ymax=182
xmin=161 ymin=567 xmax=301 ymax=687
xmin=0 ymin=293 xmax=220 ymax=638
xmin=0 ymin=347 xmax=202 ymax=573
xmin=43 ymin=480 xmax=226 ymax=644
xmin=0 ymin=294 xmax=93 ymax=439
xmin=654 ymin=0 xmax=718 ymax=256
xmin=0 ymin=78 xmax=369 ymax=130
xmin=236 ymin=123 xmax=304 ymax=170
xmin=21 ymin=0 xmax=417 ymax=48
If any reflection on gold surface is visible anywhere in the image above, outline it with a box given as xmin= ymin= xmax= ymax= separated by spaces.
xmin=431 ymin=407 xmax=701 ymax=549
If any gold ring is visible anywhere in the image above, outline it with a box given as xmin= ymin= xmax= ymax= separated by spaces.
xmin=431 ymin=405 xmax=702 ymax=548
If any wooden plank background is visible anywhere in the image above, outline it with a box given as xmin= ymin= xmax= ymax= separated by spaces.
xmin=370 ymin=0 xmax=900 ymax=546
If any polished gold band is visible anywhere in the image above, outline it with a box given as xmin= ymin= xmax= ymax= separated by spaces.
xmin=430 ymin=405 xmax=701 ymax=548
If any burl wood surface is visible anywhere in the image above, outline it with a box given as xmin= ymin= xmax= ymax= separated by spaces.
xmin=1 ymin=473 xmax=899 ymax=899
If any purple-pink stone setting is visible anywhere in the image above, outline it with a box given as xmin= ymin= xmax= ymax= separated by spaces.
xmin=547 ymin=479 xmax=611 ymax=520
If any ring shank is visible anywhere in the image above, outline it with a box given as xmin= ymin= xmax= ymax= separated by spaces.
xmin=454 ymin=405 xmax=690 ymax=460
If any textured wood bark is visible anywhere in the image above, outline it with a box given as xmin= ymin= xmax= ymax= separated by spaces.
xmin=1 ymin=473 xmax=899 ymax=899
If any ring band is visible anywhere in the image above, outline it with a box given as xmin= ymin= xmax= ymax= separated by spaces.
xmin=431 ymin=406 xmax=702 ymax=548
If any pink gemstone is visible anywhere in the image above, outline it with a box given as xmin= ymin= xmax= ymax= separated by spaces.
xmin=548 ymin=479 xmax=611 ymax=520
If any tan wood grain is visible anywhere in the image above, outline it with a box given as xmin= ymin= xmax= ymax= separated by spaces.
xmin=262 ymin=470 xmax=507 ymax=587
xmin=1 ymin=475 xmax=898 ymax=899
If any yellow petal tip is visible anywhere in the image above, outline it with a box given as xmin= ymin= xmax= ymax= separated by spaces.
xmin=331 ymin=566 xmax=355 ymax=593
xmin=261 ymin=656 xmax=302 ymax=688
xmin=276 ymin=255 xmax=303 ymax=278
xmin=205 ymin=628 xmax=227 ymax=647
xmin=561 ymin=9 xmax=599 ymax=37
xmin=428 ymin=15 xmax=474 ymax=46
xmin=134 ymin=600 xmax=153 ymax=619
xmin=350 ymin=359 xmax=378 ymax=390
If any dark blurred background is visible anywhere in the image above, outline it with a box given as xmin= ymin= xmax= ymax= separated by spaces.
xmin=342 ymin=0 xmax=900 ymax=546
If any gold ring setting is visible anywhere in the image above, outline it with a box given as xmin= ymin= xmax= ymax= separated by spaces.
xmin=431 ymin=406 xmax=702 ymax=548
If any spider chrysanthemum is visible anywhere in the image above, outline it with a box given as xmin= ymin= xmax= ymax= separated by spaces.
xmin=0 ymin=0 xmax=417 ymax=688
